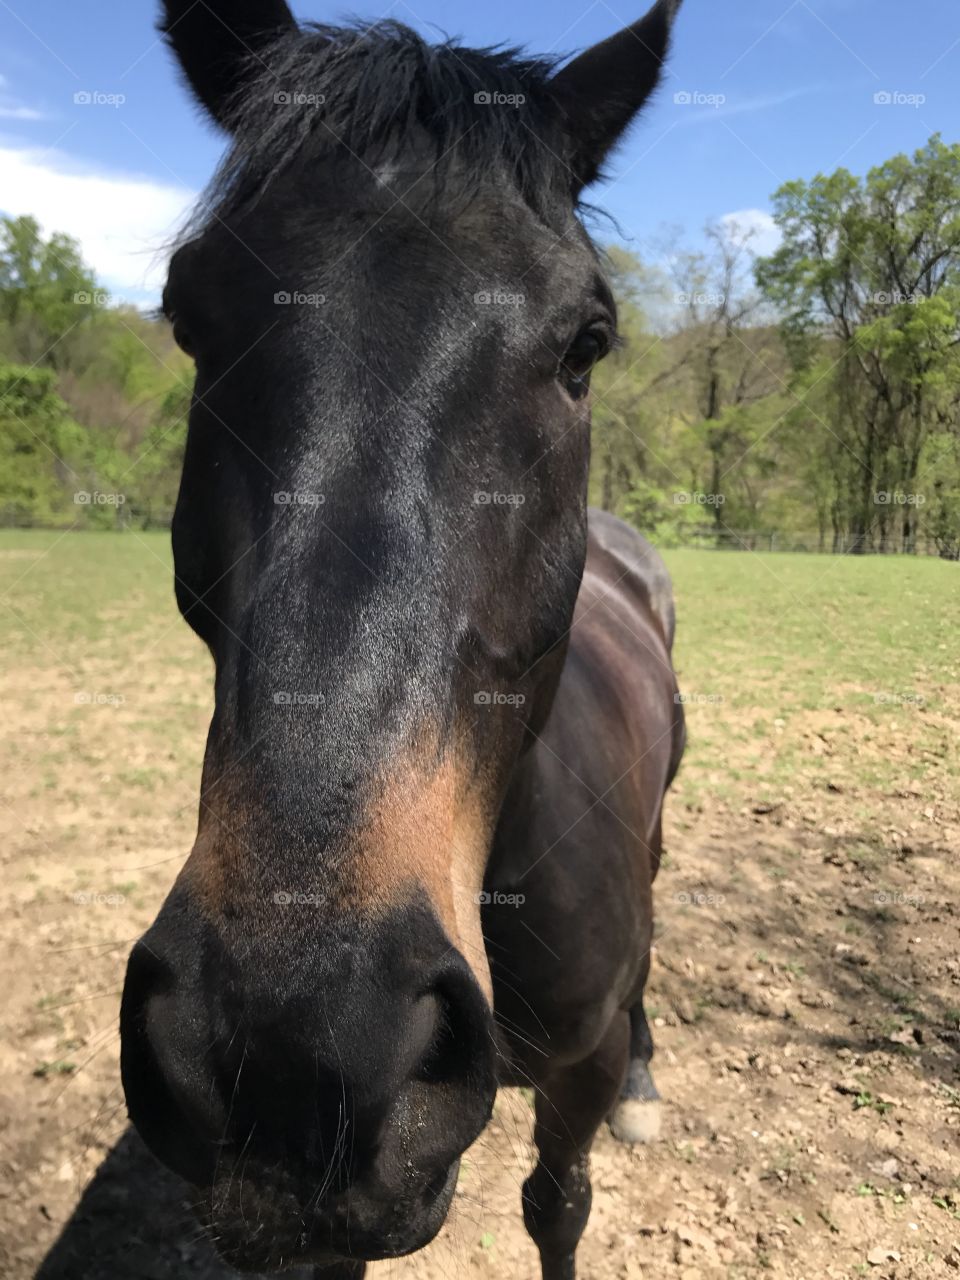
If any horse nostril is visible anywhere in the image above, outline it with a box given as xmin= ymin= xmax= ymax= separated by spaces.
xmin=120 ymin=940 xmax=220 ymax=1186
xmin=414 ymin=963 xmax=495 ymax=1093
xmin=417 ymin=995 xmax=471 ymax=1085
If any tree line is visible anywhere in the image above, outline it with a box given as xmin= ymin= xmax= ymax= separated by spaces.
xmin=2 ymin=134 xmax=959 ymax=555
xmin=591 ymin=135 xmax=960 ymax=558
xmin=0 ymin=216 xmax=190 ymax=529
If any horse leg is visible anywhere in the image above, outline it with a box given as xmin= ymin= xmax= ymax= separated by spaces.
xmin=522 ymin=1013 xmax=629 ymax=1280
xmin=608 ymin=998 xmax=661 ymax=1144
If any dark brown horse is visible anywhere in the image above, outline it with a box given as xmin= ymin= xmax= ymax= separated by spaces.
xmin=120 ymin=3 xmax=685 ymax=1277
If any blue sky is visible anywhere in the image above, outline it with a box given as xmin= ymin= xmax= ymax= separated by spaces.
xmin=1 ymin=0 xmax=957 ymax=303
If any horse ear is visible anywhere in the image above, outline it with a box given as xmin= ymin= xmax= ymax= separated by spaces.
xmin=159 ymin=0 xmax=298 ymax=128
xmin=551 ymin=0 xmax=682 ymax=192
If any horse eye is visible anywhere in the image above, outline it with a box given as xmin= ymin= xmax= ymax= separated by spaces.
xmin=172 ymin=319 xmax=195 ymax=358
xmin=559 ymin=328 xmax=608 ymax=399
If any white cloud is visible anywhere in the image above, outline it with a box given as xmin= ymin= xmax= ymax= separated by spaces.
xmin=720 ymin=209 xmax=781 ymax=257
xmin=714 ymin=86 xmax=825 ymax=121
xmin=0 ymin=77 xmax=49 ymax=122
xmin=674 ymin=84 xmax=831 ymax=127
xmin=0 ymin=144 xmax=195 ymax=304
xmin=0 ymin=105 xmax=46 ymax=121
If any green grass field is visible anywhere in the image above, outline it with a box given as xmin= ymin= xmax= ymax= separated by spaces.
xmin=664 ymin=547 xmax=959 ymax=812
xmin=1 ymin=530 xmax=957 ymax=827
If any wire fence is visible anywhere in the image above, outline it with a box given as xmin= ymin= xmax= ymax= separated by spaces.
xmin=0 ymin=505 xmax=174 ymax=532
xmin=674 ymin=525 xmax=959 ymax=558
xmin=2 ymin=509 xmax=958 ymax=559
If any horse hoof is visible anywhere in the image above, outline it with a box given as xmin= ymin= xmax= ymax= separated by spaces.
xmin=608 ymin=1097 xmax=661 ymax=1144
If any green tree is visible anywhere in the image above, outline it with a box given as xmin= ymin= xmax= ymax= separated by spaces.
xmin=0 ymin=364 xmax=86 ymax=523
xmin=757 ymin=135 xmax=960 ymax=553
xmin=0 ymin=217 xmax=193 ymax=527
xmin=0 ymin=216 xmax=100 ymax=369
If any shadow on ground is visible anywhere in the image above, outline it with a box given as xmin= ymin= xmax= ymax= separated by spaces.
xmin=35 ymin=1128 xmax=312 ymax=1280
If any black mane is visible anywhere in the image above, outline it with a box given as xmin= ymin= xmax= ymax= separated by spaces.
xmin=192 ymin=21 xmax=576 ymax=233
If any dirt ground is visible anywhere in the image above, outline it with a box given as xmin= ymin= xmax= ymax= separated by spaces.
xmin=1 ymin=537 xmax=958 ymax=1280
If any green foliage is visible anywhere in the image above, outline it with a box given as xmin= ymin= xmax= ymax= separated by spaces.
xmin=0 ymin=365 xmax=85 ymax=523
xmin=587 ymin=138 xmax=960 ymax=556
xmin=0 ymin=216 xmax=100 ymax=368
xmin=0 ymin=216 xmax=192 ymax=528
xmin=590 ymin=229 xmax=797 ymax=546
xmin=922 ymin=429 xmax=960 ymax=557
xmin=756 ymin=134 xmax=960 ymax=554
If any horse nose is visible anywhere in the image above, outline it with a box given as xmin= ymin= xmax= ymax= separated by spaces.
xmin=120 ymin=934 xmax=225 ymax=1187
xmin=120 ymin=896 xmax=497 ymax=1201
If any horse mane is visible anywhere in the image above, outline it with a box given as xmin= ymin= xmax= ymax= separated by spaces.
xmin=189 ymin=21 xmax=576 ymax=235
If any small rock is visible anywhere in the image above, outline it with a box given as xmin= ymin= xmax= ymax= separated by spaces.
xmin=676 ymin=1225 xmax=712 ymax=1250
xmin=888 ymin=1027 xmax=917 ymax=1046
xmin=867 ymin=1247 xmax=901 ymax=1266
xmin=675 ymin=998 xmax=697 ymax=1025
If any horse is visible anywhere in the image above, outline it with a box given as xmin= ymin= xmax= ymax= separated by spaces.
xmin=119 ymin=3 xmax=686 ymax=1277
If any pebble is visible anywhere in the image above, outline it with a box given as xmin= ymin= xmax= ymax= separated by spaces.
xmin=867 ymin=1247 xmax=901 ymax=1266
